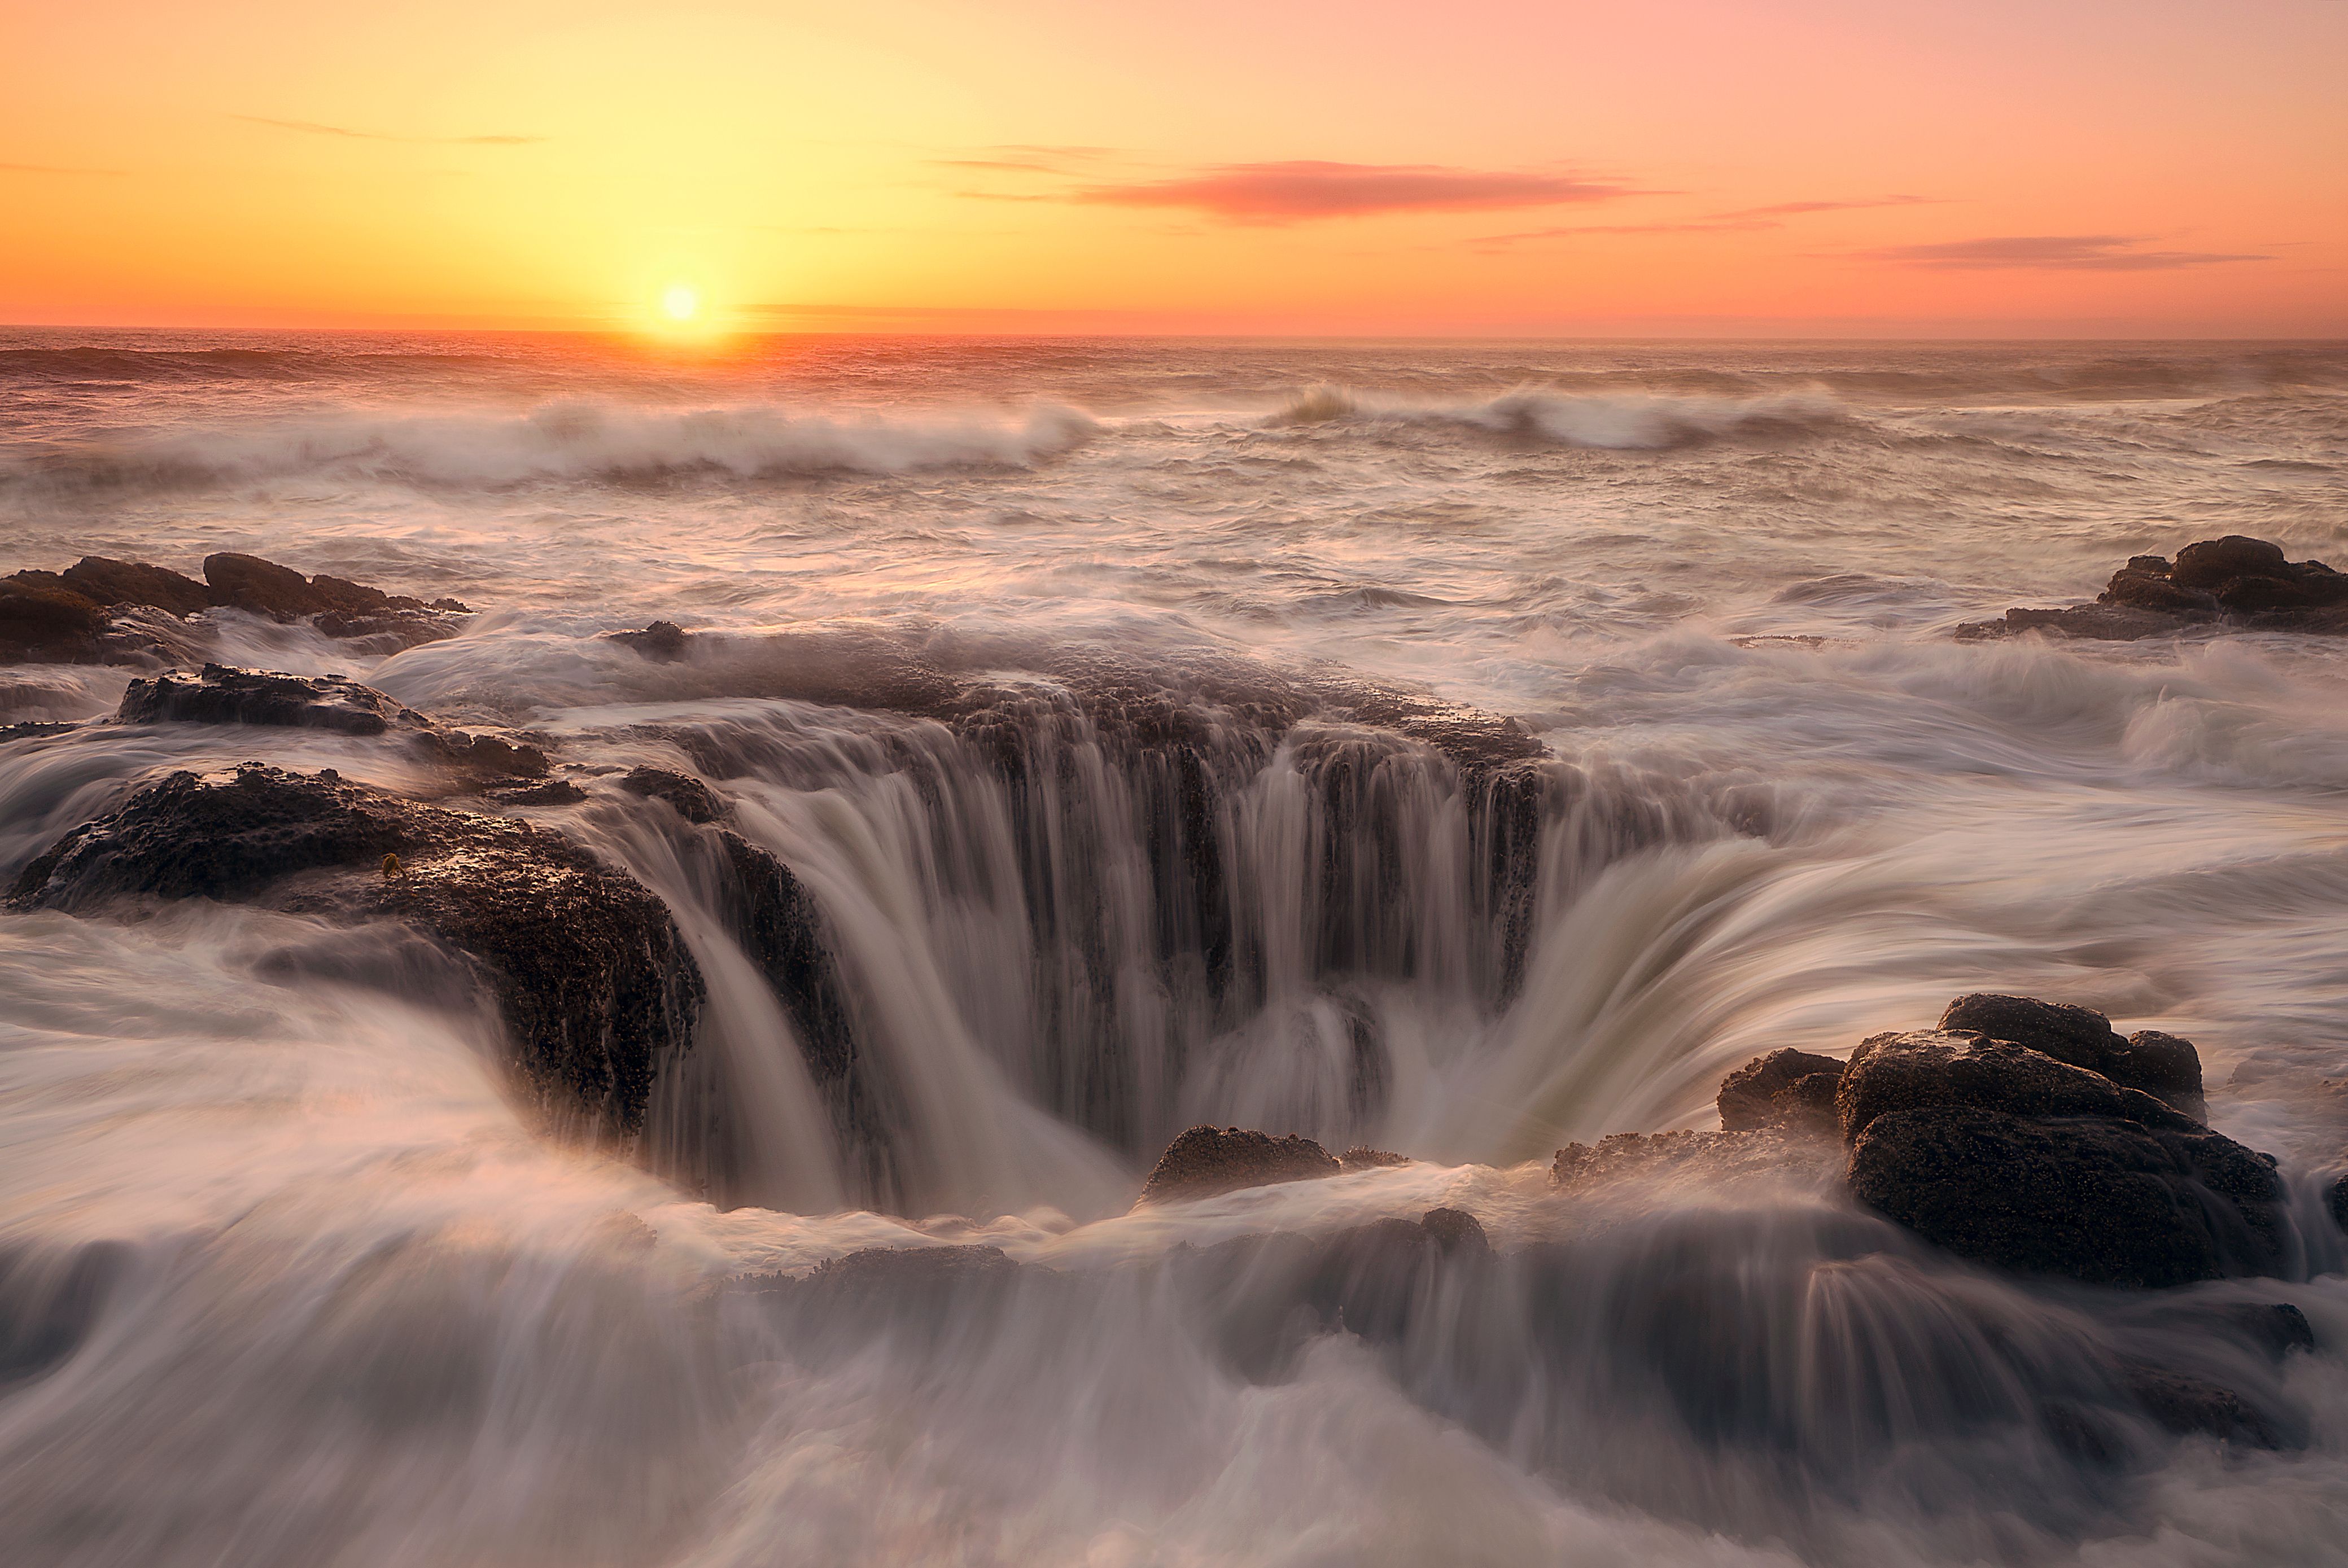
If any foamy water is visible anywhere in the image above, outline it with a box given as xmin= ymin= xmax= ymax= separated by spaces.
xmin=3 ymin=333 xmax=2347 ymax=1566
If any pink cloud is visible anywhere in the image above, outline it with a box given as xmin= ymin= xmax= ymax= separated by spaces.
xmin=1064 ymin=161 xmax=1648 ymax=223
xmin=1853 ymin=235 xmax=2271 ymax=270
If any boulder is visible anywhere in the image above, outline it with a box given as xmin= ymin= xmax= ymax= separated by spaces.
xmin=7 ymin=765 xmax=703 ymax=1139
xmin=1340 ymin=1145 xmax=1410 ymax=1169
xmin=606 ymin=620 xmax=689 ymax=660
xmin=56 ymin=557 xmax=211 ymax=617
xmin=1717 ymin=1047 xmax=1844 ymax=1132
xmin=622 ymin=766 xmax=728 ymax=824
xmin=199 ymin=554 xmax=464 ymax=646
xmin=1419 ymin=1207 xmax=1489 ymax=1255
xmin=1837 ymin=1030 xmax=2199 ymax=1143
xmin=117 ymin=665 xmax=419 ymax=735
xmin=1936 ymin=994 xmax=2203 ymax=1113
xmin=202 ymin=552 xmax=329 ymax=617
xmin=1138 ymin=1126 xmax=1341 ymax=1203
xmin=1847 ymin=1106 xmax=2284 ymax=1287
xmin=2115 ymin=1361 xmax=2285 ymax=1448
xmin=1962 ymin=537 xmax=2348 ymax=642
xmin=2171 ymin=536 xmax=2292 ymax=590
xmin=0 ymin=576 xmax=109 ymax=664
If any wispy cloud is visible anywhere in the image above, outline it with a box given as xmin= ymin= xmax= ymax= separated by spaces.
xmin=1 ymin=161 xmax=126 ymax=176
xmin=1054 ymin=161 xmax=1651 ymax=224
xmin=1474 ymin=194 xmax=1932 ymax=248
xmin=1851 ymin=234 xmax=2271 ymax=270
xmin=228 ymin=114 xmax=545 ymax=146
xmin=1712 ymin=195 xmax=1932 ymax=221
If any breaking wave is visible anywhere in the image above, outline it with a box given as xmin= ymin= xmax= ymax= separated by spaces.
xmin=1267 ymin=382 xmax=1852 ymax=449
xmin=1 ymin=399 xmax=1103 ymax=490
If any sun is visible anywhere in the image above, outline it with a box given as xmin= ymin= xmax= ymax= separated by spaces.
xmin=660 ymin=284 xmax=699 ymax=323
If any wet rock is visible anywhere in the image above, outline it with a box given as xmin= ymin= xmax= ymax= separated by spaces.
xmin=1419 ymin=1207 xmax=1489 ymax=1255
xmin=116 ymin=665 xmax=419 ymax=735
xmin=2329 ymin=1172 xmax=2348 ymax=1234
xmin=1717 ymin=1047 xmax=1845 ymax=1132
xmin=2115 ymin=1361 xmax=2285 ymax=1448
xmin=1961 ymin=536 xmax=2348 ymax=642
xmin=7 ymin=765 xmax=703 ymax=1140
xmin=622 ymin=766 xmax=728 ymax=824
xmin=1936 ymin=994 xmax=2205 ymax=1114
xmin=606 ymin=620 xmax=689 ymax=660
xmin=493 ymin=778 xmax=588 ymax=807
xmin=414 ymin=729 xmax=550 ymax=779
xmin=1139 ymin=1126 xmax=1341 ymax=1203
xmin=0 ymin=576 xmax=110 ymax=664
xmin=1847 ymin=1106 xmax=2285 ymax=1287
xmin=200 ymin=554 xmax=464 ymax=646
xmin=1550 ymin=1128 xmax=1833 ymax=1190
xmin=56 ymin=556 xmax=211 ymax=617
xmin=203 ymin=552 xmax=331 ymax=617
xmin=1341 ymin=1145 xmax=1410 ymax=1169
xmin=1837 ymin=1029 xmax=2199 ymax=1142
xmin=2171 ymin=535 xmax=2293 ymax=591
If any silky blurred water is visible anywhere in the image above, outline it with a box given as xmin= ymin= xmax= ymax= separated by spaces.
xmin=3 ymin=333 xmax=2347 ymax=1566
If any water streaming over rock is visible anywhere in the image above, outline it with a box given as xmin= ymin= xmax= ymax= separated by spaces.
xmin=4 ymin=333 xmax=2348 ymax=1565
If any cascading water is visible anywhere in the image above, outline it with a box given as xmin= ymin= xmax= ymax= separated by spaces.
xmin=5 ymin=334 xmax=2348 ymax=1566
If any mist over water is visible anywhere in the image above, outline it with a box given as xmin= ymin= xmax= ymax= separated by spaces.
xmin=4 ymin=332 xmax=2348 ymax=1566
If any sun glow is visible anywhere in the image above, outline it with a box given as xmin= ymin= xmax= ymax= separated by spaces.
xmin=660 ymin=284 xmax=699 ymax=323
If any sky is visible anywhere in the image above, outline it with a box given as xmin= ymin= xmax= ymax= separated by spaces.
xmin=2 ymin=0 xmax=2343 ymax=337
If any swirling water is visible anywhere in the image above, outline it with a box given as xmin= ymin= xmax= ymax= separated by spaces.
xmin=3 ymin=332 xmax=2348 ymax=1566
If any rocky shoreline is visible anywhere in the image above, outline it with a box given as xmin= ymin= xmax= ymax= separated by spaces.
xmin=1958 ymin=534 xmax=2348 ymax=642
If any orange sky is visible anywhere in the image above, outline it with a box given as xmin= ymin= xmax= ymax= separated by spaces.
xmin=3 ymin=0 xmax=2343 ymax=336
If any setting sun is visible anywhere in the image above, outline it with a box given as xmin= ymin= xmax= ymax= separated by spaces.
xmin=660 ymin=284 xmax=699 ymax=324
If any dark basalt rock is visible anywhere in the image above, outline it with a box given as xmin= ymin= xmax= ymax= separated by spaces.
xmin=1837 ymin=1030 xmax=2200 ymax=1143
xmin=5 ymin=551 xmax=470 ymax=664
xmin=1936 ymin=993 xmax=2204 ymax=1113
xmin=1717 ymin=1047 xmax=1845 ymax=1132
xmin=1847 ymin=1106 xmax=2284 ymax=1287
xmin=622 ymin=766 xmax=728 ymax=824
xmin=1139 ymin=1125 xmax=1341 ymax=1203
xmin=414 ymin=729 xmax=550 ymax=779
xmin=2115 ymin=1361 xmax=2285 ymax=1448
xmin=198 ymin=554 xmax=465 ymax=646
xmin=2329 ymin=1172 xmax=2348 ymax=1234
xmin=0 ymin=576 xmax=110 ymax=664
xmin=117 ymin=665 xmax=420 ymax=735
xmin=493 ymin=778 xmax=588 ymax=806
xmin=1419 ymin=1207 xmax=1489 ymax=1255
xmin=1958 ymin=536 xmax=2348 ymax=642
xmin=57 ymin=556 xmax=211 ymax=617
xmin=1550 ymin=1127 xmax=1833 ymax=1190
xmin=7 ymin=765 xmax=703 ymax=1140
xmin=112 ymin=664 xmax=548 ymax=778
xmin=606 ymin=620 xmax=689 ymax=660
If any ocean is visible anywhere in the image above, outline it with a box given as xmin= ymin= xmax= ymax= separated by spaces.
xmin=2 ymin=331 xmax=2347 ymax=1565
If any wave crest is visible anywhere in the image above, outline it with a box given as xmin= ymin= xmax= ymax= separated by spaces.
xmin=1267 ymin=383 xmax=1850 ymax=450
xmin=3 ymin=399 xmax=1102 ymax=490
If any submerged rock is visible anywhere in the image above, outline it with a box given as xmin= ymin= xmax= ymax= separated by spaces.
xmin=1138 ymin=1125 xmax=1341 ymax=1203
xmin=1957 ymin=535 xmax=2348 ymax=641
xmin=622 ymin=766 xmax=728 ymax=824
xmin=7 ymin=765 xmax=702 ymax=1140
xmin=1717 ymin=1047 xmax=1844 ymax=1132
